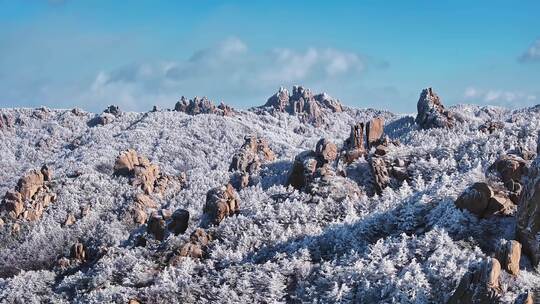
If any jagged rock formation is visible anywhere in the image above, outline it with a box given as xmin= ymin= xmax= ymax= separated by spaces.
xmin=342 ymin=122 xmax=366 ymax=163
xmin=114 ymin=149 xmax=185 ymax=196
xmin=448 ymin=258 xmax=502 ymax=304
xmin=0 ymin=166 xmax=56 ymax=224
xmin=259 ymin=86 xmax=343 ymax=126
xmin=174 ymin=96 xmax=234 ymax=116
xmin=490 ymin=154 xmax=529 ymax=203
xmin=288 ymin=138 xmax=337 ymax=190
xmin=415 ymin=87 xmax=454 ymax=129
xmin=455 ymin=182 xmax=514 ymax=218
xmin=203 ymin=184 xmax=240 ymax=226
xmin=366 ymin=117 xmax=384 ymax=148
xmin=369 ymin=156 xmax=390 ymax=194
xmin=497 ymin=240 xmax=521 ymax=276
xmin=516 ymin=144 xmax=540 ymax=266
xmin=229 ymin=135 xmax=275 ymax=189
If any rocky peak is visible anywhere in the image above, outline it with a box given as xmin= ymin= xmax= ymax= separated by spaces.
xmin=175 ymin=96 xmax=234 ymax=116
xmin=415 ymin=87 xmax=454 ymax=129
xmin=260 ymin=86 xmax=344 ymax=126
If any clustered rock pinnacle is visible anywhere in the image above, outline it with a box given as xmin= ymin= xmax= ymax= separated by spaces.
xmin=261 ymin=85 xmax=343 ymax=126
xmin=0 ymin=165 xmax=56 ymax=231
xmin=415 ymin=87 xmax=455 ymax=129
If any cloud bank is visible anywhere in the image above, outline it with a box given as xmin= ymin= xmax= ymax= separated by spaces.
xmin=462 ymin=87 xmax=537 ymax=106
xmin=86 ymin=37 xmax=371 ymax=111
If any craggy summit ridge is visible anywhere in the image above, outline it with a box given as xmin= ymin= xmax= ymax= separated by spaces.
xmin=0 ymin=87 xmax=540 ymax=303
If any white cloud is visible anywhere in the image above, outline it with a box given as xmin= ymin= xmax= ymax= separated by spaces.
xmin=87 ymin=37 xmax=370 ymax=111
xmin=519 ymin=39 xmax=540 ymax=62
xmin=462 ymin=86 xmax=537 ymax=106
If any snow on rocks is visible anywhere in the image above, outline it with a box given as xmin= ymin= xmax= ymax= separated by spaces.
xmin=342 ymin=122 xmax=366 ymax=163
xmin=448 ymin=257 xmax=502 ymax=304
xmin=202 ymin=184 xmax=240 ymax=226
xmin=497 ymin=240 xmax=521 ymax=276
xmin=257 ymin=85 xmax=343 ymax=126
xmin=1 ymin=166 xmax=56 ymax=223
xmin=415 ymin=87 xmax=455 ymax=129
xmin=516 ymin=145 xmax=540 ymax=267
xmin=229 ymin=135 xmax=276 ymax=189
xmin=455 ymin=182 xmax=514 ymax=218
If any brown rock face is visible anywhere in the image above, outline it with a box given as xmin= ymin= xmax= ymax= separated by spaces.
xmin=497 ymin=240 xmax=521 ymax=276
xmin=70 ymin=242 xmax=86 ymax=261
xmin=516 ymin=154 xmax=540 ymax=266
xmin=448 ymin=258 xmax=502 ymax=304
xmin=455 ymin=182 xmax=513 ymax=218
xmin=114 ymin=149 xmax=140 ymax=176
xmin=315 ymin=138 xmax=338 ymax=163
xmin=3 ymin=190 xmax=24 ymax=219
xmin=491 ymin=154 xmax=528 ymax=185
xmin=174 ymin=96 xmax=234 ymax=116
xmin=114 ymin=150 xmax=177 ymax=195
xmin=1 ymin=167 xmax=55 ymax=223
xmin=261 ymin=86 xmax=343 ymax=126
xmin=167 ymin=209 xmax=189 ymax=235
xmin=369 ymin=156 xmax=390 ymax=194
xmin=415 ymin=87 xmax=454 ymax=129
xmin=366 ymin=118 xmax=384 ymax=148
xmin=203 ymin=184 xmax=240 ymax=226
xmin=343 ymin=123 xmax=366 ymax=163
xmin=16 ymin=170 xmax=44 ymax=201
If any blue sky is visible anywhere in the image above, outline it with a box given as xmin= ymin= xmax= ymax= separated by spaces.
xmin=0 ymin=0 xmax=539 ymax=112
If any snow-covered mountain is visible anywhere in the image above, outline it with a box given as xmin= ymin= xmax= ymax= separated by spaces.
xmin=0 ymin=87 xmax=539 ymax=303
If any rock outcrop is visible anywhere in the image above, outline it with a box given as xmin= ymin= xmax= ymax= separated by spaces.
xmin=203 ymin=184 xmax=240 ymax=226
xmin=229 ymin=135 xmax=275 ymax=189
xmin=174 ymin=96 xmax=234 ymax=116
xmin=173 ymin=228 xmax=210 ymax=260
xmin=455 ymin=182 xmax=514 ymax=218
xmin=415 ymin=88 xmax=454 ymax=129
xmin=288 ymin=138 xmax=337 ymax=190
xmin=497 ymin=240 xmax=521 ymax=276
xmin=259 ymin=86 xmax=343 ymax=126
xmin=490 ymin=154 xmax=529 ymax=203
xmin=448 ymin=258 xmax=502 ymax=304
xmin=516 ymin=148 xmax=540 ymax=266
xmin=167 ymin=209 xmax=190 ymax=235
xmin=114 ymin=149 xmax=185 ymax=196
xmin=1 ymin=167 xmax=56 ymax=223
xmin=342 ymin=122 xmax=366 ymax=163
xmin=366 ymin=117 xmax=384 ymax=148
xmin=369 ymin=156 xmax=390 ymax=194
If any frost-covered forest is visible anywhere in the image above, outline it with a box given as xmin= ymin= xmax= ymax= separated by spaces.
xmin=0 ymin=87 xmax=539 ymax=303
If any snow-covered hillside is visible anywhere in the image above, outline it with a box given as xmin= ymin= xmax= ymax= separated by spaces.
xmin=0 ymin=88 xmax=539 ymax=303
